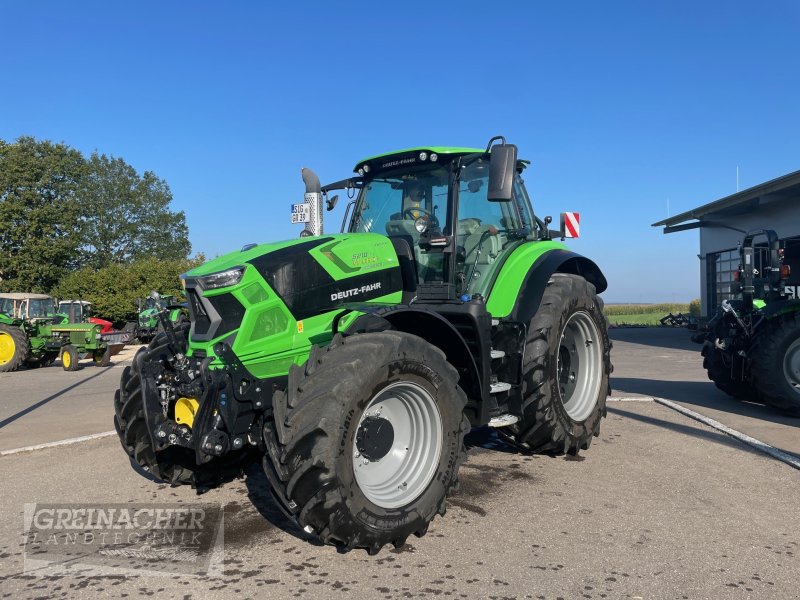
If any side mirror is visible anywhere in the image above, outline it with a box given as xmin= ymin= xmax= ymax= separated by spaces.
xmin=487 ymin=140 xmax=517 ymax=202
xmin=326 ymin=194 xmax=339 ymax=211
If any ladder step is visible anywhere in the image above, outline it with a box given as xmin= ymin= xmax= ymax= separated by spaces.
xmin=491 ymin=318 xmax=499 ymax=326
xmin=490 ymin=349 xmax=505 ymax=359
xmin=488 ymin=414 xmax=519 ymax=428
xmin=490 ymin=381 xmax=512 ymax=394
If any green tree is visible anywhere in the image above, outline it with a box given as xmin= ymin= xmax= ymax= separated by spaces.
xmin=52 ymin=255 xmax=204 ymax=325
xmin=79 ymin=152 xmax=191 ymax=268
xmin=0 ymin=137 xmax=86 ymax=292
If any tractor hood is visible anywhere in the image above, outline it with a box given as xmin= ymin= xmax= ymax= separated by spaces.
xmin=185 ymin=234 xmax=402 ymax=287
xmin=182 ymin=234 xmax=404 ymax=367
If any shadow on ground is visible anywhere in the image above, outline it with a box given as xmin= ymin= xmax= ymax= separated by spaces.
xmin=612 ymin=376 xmax=800 ymax=429
xmin=607 ymin=404 xmax=763 ymax=455
xmin=609 ymin=327 xmax=699 ymax=351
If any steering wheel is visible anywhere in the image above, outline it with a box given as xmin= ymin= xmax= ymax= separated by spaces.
xmin=402 ymin=207 xmax=432 ymax=220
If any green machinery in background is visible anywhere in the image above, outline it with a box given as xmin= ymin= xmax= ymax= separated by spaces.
xmin=700 ymin=229 xmax=800 ymax=415
xmin=0 ymin=293 xmax=111 ymax=372
xmin=132 ymin=294 xmax=186 ymax=343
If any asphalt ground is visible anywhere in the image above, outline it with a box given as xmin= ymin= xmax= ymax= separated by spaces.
xmin=0 ymin=329 xmax=798 ymax=599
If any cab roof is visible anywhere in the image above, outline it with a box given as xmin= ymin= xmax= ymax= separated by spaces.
xmin=353 ymin=146 xmax=483 ymax=175
xmin=0 ymin=293 xmax=52 ymax=300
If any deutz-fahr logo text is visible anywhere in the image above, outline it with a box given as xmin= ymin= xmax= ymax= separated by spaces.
xmin=379 ymin=157 xmax=417 ymax=169
xmin=331 ymin=282 xmax=382 ymax=301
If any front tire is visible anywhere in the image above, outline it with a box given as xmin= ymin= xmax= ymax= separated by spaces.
xmin=61 ymin=345 xmax=80 ymax=371
xmin=113 ymin=330 xmax=196 ymax=485
xmin=749 ymin=312 xmax=800 ymax=416
xmin=0 ymin=324 xmax=29 ymax=372
xmin=502 ymin=274 xmax=612 ymax=454
xmin=262 ymin=331 xmax=469 ymax=554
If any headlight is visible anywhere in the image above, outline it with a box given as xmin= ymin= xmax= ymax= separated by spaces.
xmin=199 ymin=267 xmax=245 ymax=290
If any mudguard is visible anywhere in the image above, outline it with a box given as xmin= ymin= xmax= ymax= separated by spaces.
xmin=340 ymin=304 xmax=483 ymax=404
xmin=509 ymin=249 xmax=607 ymax=324
xmin=762 ymin=298 xmax=800 ymax=319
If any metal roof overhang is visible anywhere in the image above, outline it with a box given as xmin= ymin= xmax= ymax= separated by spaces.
xmin=652 ymin=169 xmax=800 ymax=234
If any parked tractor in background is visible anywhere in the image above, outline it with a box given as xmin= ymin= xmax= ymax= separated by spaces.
xmin=0 ymin=293 xmax=111 ymax=371
xmin=700 ymin=229 xmax=800 ymax=415
xmin=114 ymin=137 xmax=612 ymax=553
xmin=57 ymin=300 xmax=131 ymax=355
xmin=132 ymin=294 xmax=186 ymax=343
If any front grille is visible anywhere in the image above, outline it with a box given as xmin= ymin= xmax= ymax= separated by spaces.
xmin=207 ymin=293 xmax=245 ymax=338
xmin=187 ymin=289 xmax=211 ymax=336
xmin=185 ymin=283 xmax=245 ymax=342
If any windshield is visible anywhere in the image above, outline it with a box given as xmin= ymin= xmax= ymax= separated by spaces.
xmin=346 ymin=155 xmax=538 ymax=297
xmin=351 ymin=165 xmax=450 ymax=236
xmin=59 ymin=302 xmax=84 ymax=321
xmin=28 ymin=299 xmax=54 ymax=318
xmin=143 ymin=298 xmax=159 ymax=310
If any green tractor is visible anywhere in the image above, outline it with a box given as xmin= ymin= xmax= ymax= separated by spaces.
xmin=114 ymin=138 xmax=612 ymax=553
xmin=0 ymin=293 xmax=111 ymax=371
xmin=700 ymin=229 xmax=800 ymax=415
xmin=133 ymin=294 xmax=185 ymax=343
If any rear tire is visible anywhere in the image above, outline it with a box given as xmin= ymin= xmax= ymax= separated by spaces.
xmin=501 ymin=274 xmax=612 ymax=454
xmin=94 ymin=347 xmax=111 ymax=367
xmin=262 ymin=331 xmax=469 ymax=554
xmin=0 ymin=324 xmax=28 ymax=373
xmin=61 ymin=345 xmax=80 ymax=371
xmin=749 ymin=312 xmax=800 ymax=416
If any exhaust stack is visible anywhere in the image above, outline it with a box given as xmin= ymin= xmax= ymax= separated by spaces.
xmin=301 ymin=168 xmax=323 ymax=237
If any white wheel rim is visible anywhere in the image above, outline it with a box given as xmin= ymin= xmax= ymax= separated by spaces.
xmin=352 ymin=381 xmax=442 ymax=509
xmin=557 ymin=311 xmax=604 ymax=422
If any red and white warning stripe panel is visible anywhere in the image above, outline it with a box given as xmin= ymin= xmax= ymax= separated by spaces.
xmin=560 ymin=212 xmax=580 ymax=238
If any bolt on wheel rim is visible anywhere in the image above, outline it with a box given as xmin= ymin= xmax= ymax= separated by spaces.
xmin=557 ymin=311 xmax=603 ymax=422
xmin=353 ymin=381 xmax=442 ymax=509
xmin=783 ymin=338 xmax=800 ymax=395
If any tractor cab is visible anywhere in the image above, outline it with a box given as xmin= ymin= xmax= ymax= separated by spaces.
xmin=57 ymin=300 xmax=93 ymax=323
xmin=0 ymin=293 xmax=56 ymax=321
xmin=342 ymin=140 xmax=543 ymax=300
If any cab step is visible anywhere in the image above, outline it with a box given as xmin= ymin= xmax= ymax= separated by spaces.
xmin=490 ymin=381 xmax=512 ymax=394
xmin=488 ymin=414 xmax=519 ymax=428
xmin=490 ymin=349 xmax=505 ymax=359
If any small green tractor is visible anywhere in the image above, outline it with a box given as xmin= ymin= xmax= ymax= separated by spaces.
xmin=700 ymin=229 xmax=800 ymax=415
xmin=132 ymin=294 xmax=185 ymax=343
xmin=57 ymin=299 xmax=131 ymax=353
xmin=0 ymin=293 xmax=111 ymax=372
xmin=114 ymin=138 xmax=612 ymax=553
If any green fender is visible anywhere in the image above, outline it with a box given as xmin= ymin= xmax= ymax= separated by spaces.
xmin=486 ymin=244 xmax=607 ymax=323
xmin=762 ymin=298 xmax=800 ymax=319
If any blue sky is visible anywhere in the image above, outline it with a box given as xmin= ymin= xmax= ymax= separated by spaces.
xmin=2 ymin=1 xmax=798 ymax=302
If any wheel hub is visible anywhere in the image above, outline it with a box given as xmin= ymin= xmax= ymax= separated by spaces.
xmin=352 ymin=381 xmax=442 ymax=509
xmin=356 ymin=416 xmax=395 ymax=461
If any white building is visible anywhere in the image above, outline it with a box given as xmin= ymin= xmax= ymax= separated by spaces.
xmin=653 ymin=170 xmax=800 ymax=317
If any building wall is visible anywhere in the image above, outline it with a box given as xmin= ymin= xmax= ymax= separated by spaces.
xmin=699 ymin=197 xmax=800 ymax=314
